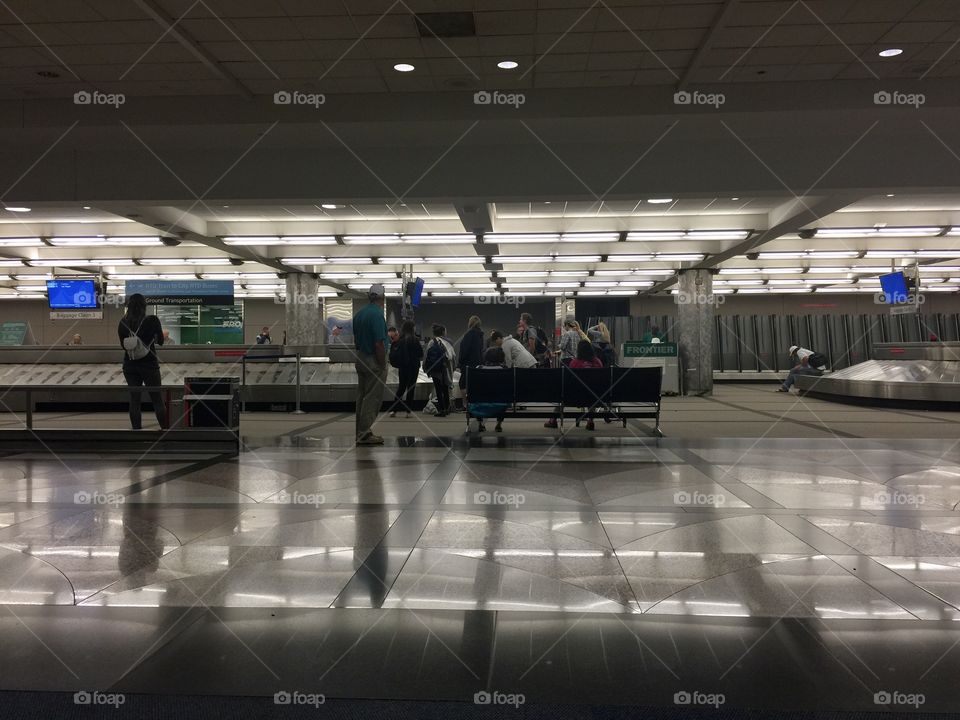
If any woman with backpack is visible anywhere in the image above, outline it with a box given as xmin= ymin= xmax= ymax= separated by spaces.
xmin=423 ymin=323 xmax=453 ymax=417
xmin=388 ymin=320 xmax=423 ymax=418
xmin=118 ymin=293 xmax=168 ymax=430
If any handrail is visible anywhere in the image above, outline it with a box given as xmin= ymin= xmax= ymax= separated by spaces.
xmin=0 ymin=385 xmax=177 ymax=430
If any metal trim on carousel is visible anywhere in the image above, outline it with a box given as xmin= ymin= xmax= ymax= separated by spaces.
xmin=795 ymin=342 xmax=960 ymax=405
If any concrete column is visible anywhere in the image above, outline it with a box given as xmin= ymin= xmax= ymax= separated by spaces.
xmin=555 ymin=295 xmax=575 ymax=336
xmin=283 ymin=273 xmax=323 ymax=345
xmin=676 ymin=269 xmax=715 ymax=396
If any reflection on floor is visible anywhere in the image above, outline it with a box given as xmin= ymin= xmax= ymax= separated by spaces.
xmin=2 ymin=435 xmax=960 ymax=711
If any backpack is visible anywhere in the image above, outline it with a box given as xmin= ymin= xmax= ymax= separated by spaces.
xmin=423 ymin=339 xmax=446 ymax=375
xmin=597 ymin=343 xmax=617 ymax=367
xmin=808 ymin=352 xmax=827 ymax=369
xmin=530 ymin=326 xmax=548 ymax=355
xmin=122 ymin=319 xmax=151 ymax=361
xmin=388 ymin=339 xmax=403 ymax=368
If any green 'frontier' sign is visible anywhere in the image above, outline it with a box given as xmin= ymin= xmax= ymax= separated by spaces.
xmin=623 ymin=341 xmax=678 ymax=358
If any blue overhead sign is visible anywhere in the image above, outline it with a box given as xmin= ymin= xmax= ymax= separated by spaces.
xmin=124 ymin=280 xmax=234 ymax=306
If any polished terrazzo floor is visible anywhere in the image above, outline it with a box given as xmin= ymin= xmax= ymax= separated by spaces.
xmin=3 ymin=437 xmax=960 ymax=621
xmin=4 ymin=434 xmax=960 ymax=713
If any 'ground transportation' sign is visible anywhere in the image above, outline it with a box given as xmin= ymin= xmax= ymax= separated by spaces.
xmin=124 ymin=280 xmax=234 ymax=306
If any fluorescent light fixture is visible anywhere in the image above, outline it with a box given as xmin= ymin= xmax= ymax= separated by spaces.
xmin=48 ymin=236 xmax=162 ymax=247
xmin=816 ymin=226 xmax=941 ymax=238
xmin=343 ymin=235 xmax=399 ymax=245
xmin=607 ymin=289 xmax=639 ymax=295
xmin=493 ymin=255 xmax=554 ymax=263
xmin=584 ymin=281 xmax=618 ymax=288
xmin=326 ymin=256 xmax=373 ymax=264
xmin=720 ymin=279 xmax=763 ymax=286
xmin=486 ymin=233 xmax=560 ymax=244
xmin=29 ymin=258 xmax=136 ymax=266
xmin=546 ymin=282 xmax=580 ymax=288
xmin=320 ymin=204 xmax=340 ymax=210
xmin=450 ymin=283 xmax=493 ymax=289
xmin=156 ymin=274 xmax=199 ymax=280
xmin=606 ymin=254 xmax=653 ymax=262
xmin=625 ymin=231 xmax=684 ymax=241
xmin=625 ymin=230 xmax=748 ymax=241
xmin=400 ymin=234 xmax=475 ymax=244
xmin=559 ymin=232 xmax=620 ymax=242
xmin=863 ymin=250 xmax=916 ymax=258
xmin=497 ymin=271 xmax=548 ymax=277
xmin=719 ymin=267 xmax=761 ymax=274
xmin=281 ymin=257 xmax=326 ymax=264
xmin=760 ymin=267 xmax=804 ymax=274
xmin=550 ymin=270 xmax=589 ymax=276
xmin=656 ymin=253 xmax=705 ymax=261
xmin=372 ymin=257 xmax=422 ymax=265
xmin=497 ymin=60 xmax=518 ymax=69
xmin=554 ymin=255 xmax=601 ymax=262
xmin=878 ymin=48 xmax=903 ymax=57
xmin=394 ymin=63 xmax=415 ymax=72
xmin=439 ymin=271 xmax=490 ymax=278
xmin=4 ymin=207 xmax=30 ymax=212
xmin=504 ymin=283 xmax=546 ymax=288
xmin=422 ymin=256 xmax=481 ymax=264
xmin=224 ymin=236 xmax=336 ymax=246
xmin=618 ymin=280 xmax=654 ymax=287
xmin=182 ymin=258 xmax=233 ymax=265
xmin=766 ymin=279 xmax=806 ymax=285
xmin=916 ymin=250 xmax=960 ymax=258
xmin=646 ymin=198 xmax=673 ymax=204
xmin=223 ymin=236 xmax=279 ymax=245
xmin=0 ymin=237 xmax=42 ymax=247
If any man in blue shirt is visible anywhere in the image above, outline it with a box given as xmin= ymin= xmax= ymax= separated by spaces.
xmin=352 ymin=283 xmax=389 ymax=445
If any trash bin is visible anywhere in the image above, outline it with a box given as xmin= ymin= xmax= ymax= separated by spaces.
xmin=184 ymin=376 xmax=240 ymax=429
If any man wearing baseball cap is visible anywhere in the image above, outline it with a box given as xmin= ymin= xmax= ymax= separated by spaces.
xmin=352 ymin=283 xmax=389 ymax=444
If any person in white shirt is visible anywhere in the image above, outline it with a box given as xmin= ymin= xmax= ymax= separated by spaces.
xmin=490 ymin=330 xmax=537 ymax=369
xmin=778 ymin=344 xmax=825 ymax=392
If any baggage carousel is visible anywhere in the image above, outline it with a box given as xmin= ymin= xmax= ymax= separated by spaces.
xmin=795 ymin=341 xmax=960 ymax=405
xmin=0 ymin=344 xmax=436 ymax=410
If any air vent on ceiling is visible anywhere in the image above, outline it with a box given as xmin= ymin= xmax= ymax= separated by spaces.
xmin=415 ymin=12 xmax=476 ymax=38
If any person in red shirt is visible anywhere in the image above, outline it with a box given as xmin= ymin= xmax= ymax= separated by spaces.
xmin=545 ymin=340 xmax=605 ymax=431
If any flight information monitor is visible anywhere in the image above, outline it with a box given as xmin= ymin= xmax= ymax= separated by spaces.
xmin=46 ymin=279 xmax=99 ymax=309
xmin=879 ymin=271 xmax=909 ymax=304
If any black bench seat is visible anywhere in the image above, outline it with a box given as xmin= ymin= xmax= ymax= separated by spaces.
xmin=464 ymin=366 xmax=663 ymax=436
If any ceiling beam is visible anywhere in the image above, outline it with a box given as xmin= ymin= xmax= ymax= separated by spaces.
xmin=455 ymin=202 xmax=494 ymax=234
xmin=642 ymin=193 xmax=865 ymax=294
xmin=101 ymin=205 xmax=358 ymax=296
xmin=132 ymin=0 xmax=255 ymax=100
xmin=676 ymin=0 xmax=741 ymax=90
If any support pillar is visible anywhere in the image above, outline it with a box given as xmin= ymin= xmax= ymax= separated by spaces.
xmin=677 ymin=269 xmax=715 ymax=396
xmin=284 ymin=273 xmax=323 ymax=345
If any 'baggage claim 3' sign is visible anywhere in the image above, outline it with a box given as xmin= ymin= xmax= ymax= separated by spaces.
xmin=124 ymin=280 xmax=234 ymax=306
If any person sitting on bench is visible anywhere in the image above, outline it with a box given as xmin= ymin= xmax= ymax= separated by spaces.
xmin=545 ymin=340 xmax=605 ymax=430
xmin=467 ymin=347 xmax=509 ymax=433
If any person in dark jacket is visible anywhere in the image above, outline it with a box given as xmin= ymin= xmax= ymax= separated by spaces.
xmin=458 ymin=315 xmax=484 ymax=392
xmin=118 ymin=293 xmax=167 ymax=430
xmin=388 ymin=320 xmax=423 ymax=418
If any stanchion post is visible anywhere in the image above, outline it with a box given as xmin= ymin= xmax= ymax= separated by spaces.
xmin=293 ymin=353 xmax=306 ymax=414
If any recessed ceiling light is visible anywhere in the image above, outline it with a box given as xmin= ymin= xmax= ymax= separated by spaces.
xmin=497 ymin=60 xmax=518 ymax=70
xmin=394 ymin=63 xmax=415 ymax=72
xmin=544 ymin=201 xmax=551 ymax=204
xmin=886 ymin=193 xmax=895 ymax=197
xmin=82 ymin=206 xmax=91 ymax=210
xmin=647 ymin=198 xmax=673 ymax=204
xmin=731 ymin=197 xmax=740 ymax=201
xmin=878 ymin=48 xmax=903 ymax=57
xmin=321 ymin=204 xmax=341 ymax=210
xmin=4 ymin=207 xmax=30 ymax=212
